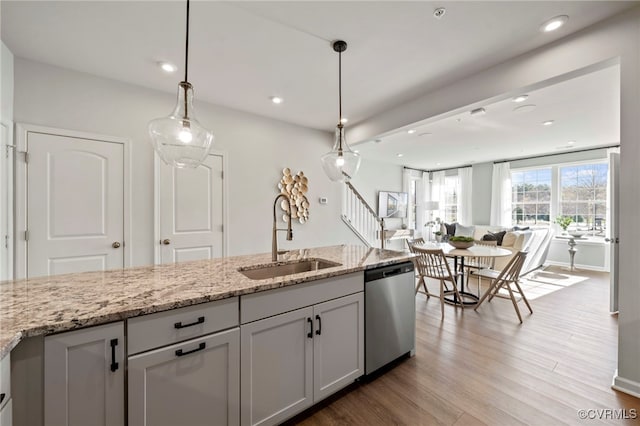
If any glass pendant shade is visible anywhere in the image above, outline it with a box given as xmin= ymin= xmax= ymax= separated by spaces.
xmin=148 ymin=81 xmax=214 ymax=168
xmin=321 ymin=124 xmax=361 ymax=182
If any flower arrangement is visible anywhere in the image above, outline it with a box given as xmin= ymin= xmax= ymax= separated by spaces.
xmin=554 ymin=215 xmax=573 ymax=232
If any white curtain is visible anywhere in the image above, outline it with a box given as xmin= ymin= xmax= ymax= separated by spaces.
xmin=431 ymin=171 xmax=447 ymax=222
xmin=457 ymin=167 xmax=473 ymax=225
xmin=490 ymin=162 xmax=512 ymax=227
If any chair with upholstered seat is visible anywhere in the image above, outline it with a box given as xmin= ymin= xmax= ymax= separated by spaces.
xmin=473 ymin=251 xmax=532 ymax=323
xmin=412 ymin=246 xmax=463 ymax=319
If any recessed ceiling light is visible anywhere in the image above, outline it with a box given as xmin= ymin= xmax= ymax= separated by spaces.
xmin=159 ymin=62 xmax=177 ymax=73
xmin=397 ymin=153 xmax=404 ymax=158
xmin=567 ymin=140 xmax=576 ymax=145
xmin=340 ymin=117 xmax=348 ymax=124
xmin=512 ymin=95 xmax=529 ymax=103
xmin=436 ymin=162 xmax=441 ymax=166
xmin=270 ymin=96 xmax=283 ymax=104
xmin=407 ymin=129 xmax=416 ymax=134
xmin=542 ymin=120 xmax=554 ymax=126
xmin=513 ymin=104 xmax=536 ymax=113
xmin=541 ymin=15 xmax=568 ymax=33
xmin=354 ymin=150 xmax=359 ymax=153
xmin=470 ymin=107 xmax=486 ymax=116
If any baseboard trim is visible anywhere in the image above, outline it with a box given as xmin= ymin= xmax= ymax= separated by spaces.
xmin=612 ymin=370 xmax=640 ymax=398
xmin=544 ymin=261 xmax=608 ymax=272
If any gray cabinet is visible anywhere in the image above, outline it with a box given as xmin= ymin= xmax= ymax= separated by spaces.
xmin=44 ymin=322 xmax=124 ymax=426
xmin=240 ymin=306 xmax=314 ymax=426
xmin=240 ymin=289 xmax=364 ymax=426
xmin=313 ymin=293 xmax=364 ymax=402
xmin=128 ymin=328 xmax=240 ymax=426
xmin=127 ymin=298 xmax=240 ymax=426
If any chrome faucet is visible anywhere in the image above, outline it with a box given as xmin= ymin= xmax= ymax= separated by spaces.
xmin=272 ymin=193 xmax=293 ymax=261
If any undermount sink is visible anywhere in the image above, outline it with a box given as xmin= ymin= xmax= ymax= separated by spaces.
xmin=238 ymin=258 xmax=342 ymax=280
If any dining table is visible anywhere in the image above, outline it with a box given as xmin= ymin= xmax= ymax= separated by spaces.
xmin=419 ymin=242 xmax=512 ymax=306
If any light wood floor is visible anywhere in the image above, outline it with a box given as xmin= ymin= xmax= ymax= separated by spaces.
xmin=289 ymin=267 xmax=640 ymax=425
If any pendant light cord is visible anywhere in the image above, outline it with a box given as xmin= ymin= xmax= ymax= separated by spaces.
xmin=184 ymin=0 xmax=190 ymax=83
xmin=338 ymin=50 xmax=342 ymax=122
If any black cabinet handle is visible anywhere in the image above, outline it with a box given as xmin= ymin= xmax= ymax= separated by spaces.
xmin=175 ymin=342 xmax=206 ymax=357
xmin=383 ymin=268 xmax=402 ymax=278
xmin=174 ymin=316 xmax=205 ymax=329
xmin=315 ymin=315 xmax=322 ymax=335
xmin=0 ymin=393 xmax=5 ymax=404
xmin=110 ymin=338 xmax=119 ymax=372
xmin=307 ymin=317 xmax=313 ymax=338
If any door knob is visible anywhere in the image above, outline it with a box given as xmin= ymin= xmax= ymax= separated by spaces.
xmin=112 ymin=242 xmax=121 ymax=249
xmin=162 ymin=239 xmax=171 ymax=245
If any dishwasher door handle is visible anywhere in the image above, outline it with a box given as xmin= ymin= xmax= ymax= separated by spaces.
xmin=382 ymin=268 xmax=402 ymax=278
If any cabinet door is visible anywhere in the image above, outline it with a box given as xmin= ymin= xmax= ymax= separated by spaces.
xmin=240 ymin=307 xmax=314 ymax=426
xmin=313 ymin=293 xmax=364 ymax=402
xmin=128 ymin=328 xmax=240 ymax=426
xmin=44 ymin=322 xmax=124 ymax=426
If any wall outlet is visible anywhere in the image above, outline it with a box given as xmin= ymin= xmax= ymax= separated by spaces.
xmin=319 ymin=197 xmax=328 ymax=204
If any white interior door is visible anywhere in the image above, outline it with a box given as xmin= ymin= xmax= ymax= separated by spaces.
xmin=27 ymin=132 xmax=124 ymax=278
xmin=607 ymin=151 xmax=620 ymax=313
xmin=0 ymin=122 xmax=13 ymax=281
xmin=159 ymin=154 xmax=224 ymax=263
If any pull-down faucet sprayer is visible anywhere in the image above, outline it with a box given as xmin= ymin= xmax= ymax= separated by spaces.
xmin=272 ymin=193 xmax=293 ymax=261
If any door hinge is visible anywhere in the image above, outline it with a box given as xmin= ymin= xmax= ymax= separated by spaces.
xmin=4 ymin=235 xmax=8 ymax=249
xmin=4 ymin=144 xmax=16 ymax=159
xmin=24 ymin=229 xmax=29 ymax=241
xmin=21 ymin=151 xmax=29 ymax=163
xmin=220 ymin=224 xmax=224 ymax=232
xmin=221 ymin=171 xmax=224 ymax=179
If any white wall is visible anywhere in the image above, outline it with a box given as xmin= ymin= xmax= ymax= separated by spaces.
xmin=1 ymin=42 xmax=13 ymax=121
xmin=13 ymin=58 xmax=362 ymax=266
xmin=349 ymin=158 xmax=404 ymax=250
xmin=351 ymin=7 xmax=640 ymax=397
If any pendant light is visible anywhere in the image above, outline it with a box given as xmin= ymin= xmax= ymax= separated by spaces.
xmin=148 ymin=0 xmax=214 ymax=168
xmin=321 ymin=40 xmax=361 ymax=182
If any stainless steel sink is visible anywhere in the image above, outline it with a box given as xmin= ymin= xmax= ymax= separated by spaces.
xmin=238 ymin=258 xmax=341 ymax=280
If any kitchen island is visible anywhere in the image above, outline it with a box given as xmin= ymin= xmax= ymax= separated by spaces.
xmin=0 ymin=245 xmax=415 ymax=426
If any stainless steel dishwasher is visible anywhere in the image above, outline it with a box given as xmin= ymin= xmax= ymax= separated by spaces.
xmin=365 ymin=261 xmax=416 ymax=375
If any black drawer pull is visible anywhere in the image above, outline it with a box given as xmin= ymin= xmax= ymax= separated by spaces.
xmin=307 ymin=317 xmax=313 ymax=338
xmin=174 ymin=316 xmax=205 ymax=329
xmin=315 ymin=314 xmax=322 ymax=335
xmin=175 ymin=342 xmax=206 ymax=357
xmin=110 ymin=338 xmax=119 ymax=372
xmin=0 ymin=393 xmax=5 ymax=404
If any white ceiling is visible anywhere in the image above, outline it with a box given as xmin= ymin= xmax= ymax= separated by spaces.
xmin=1 ymin=0 xmax=635 ymax=135
xmin=355 ymin=64 xmax=621 ymax=170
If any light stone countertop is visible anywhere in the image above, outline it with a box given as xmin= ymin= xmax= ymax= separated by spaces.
xmin=0 ymin=245 xmax=414 ymax=358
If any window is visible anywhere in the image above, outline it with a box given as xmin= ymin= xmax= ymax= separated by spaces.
xmin=443 ymin=176 xmax=458 ymax=223
xmin=511 ymin=168 xmax=551 ymax=226
xmin=559 ymin=163 xmax=607 ymax=233
xmin=409 ymin=179 xmax=417 ymax=229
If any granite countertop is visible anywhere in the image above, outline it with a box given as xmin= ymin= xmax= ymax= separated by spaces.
xmin=0 ymin=245 xmax=413 ymax=358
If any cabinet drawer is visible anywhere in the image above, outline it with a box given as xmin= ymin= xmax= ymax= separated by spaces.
xmin=0 ymin=353 xmax=9 ymax=410
xmin=128 ymin=297 xmax=239 ymax=355
xmin=241 ymin=272 xmax=363 ymax=324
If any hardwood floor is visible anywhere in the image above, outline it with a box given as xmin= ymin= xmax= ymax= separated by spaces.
xmin=290 ymin=267 xmax=640 ymax=425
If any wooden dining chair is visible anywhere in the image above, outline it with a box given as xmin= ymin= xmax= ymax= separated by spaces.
xmin=465 ymin=240 xmax=498 ymax=295
xmin=412 ymin=246 xmax=463 ymax=320
xmin=473 ymin=251 xmax=532 ymax=323
xmin=407 ymin=238 xmax=429 ymax=296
